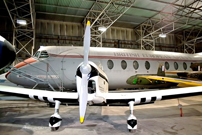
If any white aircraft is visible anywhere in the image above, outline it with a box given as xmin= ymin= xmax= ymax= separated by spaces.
xmin=5 ymin=37 xmax=202 ymax=90
xmin=1 ymin=21 xmax=202 ymax=132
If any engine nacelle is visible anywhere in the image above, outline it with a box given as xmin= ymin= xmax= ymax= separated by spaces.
xmin=76 ymin=61 xmax=108 ymax=104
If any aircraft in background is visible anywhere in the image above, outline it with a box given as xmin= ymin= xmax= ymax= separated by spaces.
xmin=5 ymin=37 xmax=202 ymax=91
xmin=2 ymin=22 xmax=202 ymax=132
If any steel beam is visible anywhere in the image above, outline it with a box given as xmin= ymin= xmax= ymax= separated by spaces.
xmin=181 ymin=27 xmax=202 ymax=54
xmin=4 ymin=0 xmax=35 ymax=61
xmin=84 ymin=0 xmax=136 ymax=47
xmin=135 ymin=0 xmax=202 ymax=52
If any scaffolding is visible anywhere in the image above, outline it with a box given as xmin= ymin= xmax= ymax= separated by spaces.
xmin=135 ymin=0 xmax=202 ymax=53
xmin=4 ymin=0 xmax=35 ymax=62
xmin=84 ymin=0 xmax=136 ymax=47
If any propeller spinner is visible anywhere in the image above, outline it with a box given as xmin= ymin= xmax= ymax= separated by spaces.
xmin=0 ymin=36 xmax=16 ymax=70
xmin=79 ymin=21 xmax=91 ymax=124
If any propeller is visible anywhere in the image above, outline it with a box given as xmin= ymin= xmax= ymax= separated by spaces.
xmin=0 ymin=36 xmax=16 ymax=70
xmin=79 ymin=21 xmax=91 ymax=124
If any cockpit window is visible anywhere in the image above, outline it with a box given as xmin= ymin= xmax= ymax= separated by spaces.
xmin=34 ymin=51 xmax=40 ymax=58
xmin=33 ymin=51 xmax=49 ymax=59
xmin=39 ymin=51 xmax=49 ymax=58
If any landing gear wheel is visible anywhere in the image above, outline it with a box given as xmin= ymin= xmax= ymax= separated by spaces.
xmin=51 ymin=127 xmax=59 ymax=131
xmin=49 ymin=100 xmax=62 ymax=131
xmin=128 ymin=129 xmax=136 ymax=133
xmin=127 ymin=101 xmax=137 ymax=131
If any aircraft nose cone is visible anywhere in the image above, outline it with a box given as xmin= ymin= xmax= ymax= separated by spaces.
xmin=0 ymin=36 xmax=16 ymax=70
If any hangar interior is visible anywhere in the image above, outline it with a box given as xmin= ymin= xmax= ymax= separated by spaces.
xmin=1 ymin=0 xmax=202 ymax=61
xmin=2 ymin=1 xmax=202 ymax=134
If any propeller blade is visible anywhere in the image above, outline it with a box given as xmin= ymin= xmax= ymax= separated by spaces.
xmin=79 ymin=73 xmax=88 ymax=123
xmin=79 ymin=20 xmax=91 ymax=124
xmin=83 ymin=21 xmax=91 ymax=65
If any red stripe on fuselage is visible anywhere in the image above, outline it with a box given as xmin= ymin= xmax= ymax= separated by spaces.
xmin=14 ymin=57 xmax=37 ymax=68
xmin=5 ymin=57 xmax=37 ymax=78
xmin=49 ymin=54 xmax=199 ymax=62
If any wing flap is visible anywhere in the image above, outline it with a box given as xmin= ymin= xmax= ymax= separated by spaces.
xmin=166 ymin=71 xmax=202 ymax=74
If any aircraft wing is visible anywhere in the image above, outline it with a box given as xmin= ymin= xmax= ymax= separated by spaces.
xmin=0 ymin=85 xmax=78 ymax=103
xmin=166 ymin=71 xmax=202 ymax=74
xmin=0 ymin=85 xmax=202 ymax=106
xmin=137 ymin=76 xmax=202 ymax=86
xmin=104 ymin=86 xmax=202 ymax=105
xmin=1 ymin=83 xmax=202 ymax=106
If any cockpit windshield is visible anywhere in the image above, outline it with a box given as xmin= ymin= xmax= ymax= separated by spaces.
xmin=40 ymin=51 xmax=49 ymax=58
xmin=33 ymin=50 xmax=49 ymax=59
xmin=34 ymin=51 xmax=40 ymax=58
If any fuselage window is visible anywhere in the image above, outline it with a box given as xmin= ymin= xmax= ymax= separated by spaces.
xmin=174 ymin=62 xmax=178 ymax=70
xmin=183 ymin=62 xmax=187 ymax=70
xmin=107 ymin=60 xmax=114 ymax=69
xmin=39 ymin=51 xmax=49 ymax=58
xmin=145 ymin=61 xmax=150 ymax=70
xmin=133 ymin=61 xmax=139 ymax=70
xmin=121 ymin=60 xmax=127 ymax=70
xmin=165 ymin=61 xmax=169 ymax=70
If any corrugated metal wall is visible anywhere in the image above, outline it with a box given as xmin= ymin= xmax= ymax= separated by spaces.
xmin=36 ymin=20 xmax=84 ymax=36
xmin=155 ymin=34 xmax=177 ymax=52
xmin=35 ymin=20 xmax=176 ymax=51
xmin=35 ymin=20 xmax=177 ymax=52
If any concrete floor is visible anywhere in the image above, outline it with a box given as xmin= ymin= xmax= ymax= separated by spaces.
xmin=0 ymin=96 xmax=202 ymax=135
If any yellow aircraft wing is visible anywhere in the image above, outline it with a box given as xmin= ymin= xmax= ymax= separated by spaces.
xmin=166 ymin=71 xmax=202 ymax=74
xmin=139 ymin=76 xmax=202 ymax=86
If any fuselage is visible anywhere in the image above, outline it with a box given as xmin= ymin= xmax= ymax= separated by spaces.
xmin=6 ymin=46 xmax=202 ymax=90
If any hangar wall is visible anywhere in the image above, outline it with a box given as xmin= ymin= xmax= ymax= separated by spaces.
xmin=35 ymin=20 xmax=177 ymax=52
xmin=0 ymin=18 xmax=13 ymax=42
xmin=0 ymin=19 xmax=188 ymax=59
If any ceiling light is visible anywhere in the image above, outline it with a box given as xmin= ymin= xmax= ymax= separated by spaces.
xmin=159 ymin=33 xmax=166 ymax=38
xmin=17 ymin=19 xmax=27 ymax=25
xmin=98 ymin=26 xmax=107 ymax=32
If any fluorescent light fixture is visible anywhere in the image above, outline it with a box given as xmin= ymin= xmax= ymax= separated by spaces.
xmin=98 ymin=26 xmax=107 ymax=32
xmin=196 ymin=52 xmax=202 ymax=55
xmin=159 ymin=33 xmax=166 ymax=38
xmin=0 ymin=36 xmax=5 ymax=42
xmin=17 ymin=19 xmax=27 ymax=25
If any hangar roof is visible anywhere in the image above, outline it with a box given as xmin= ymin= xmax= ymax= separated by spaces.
xmin=1 ymin=0 xmax=202 ymax=54
xmin=33 ymin=0 xmax=202 ymax=31
xmin=1 ymin=0 xmax=202 ymax=32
